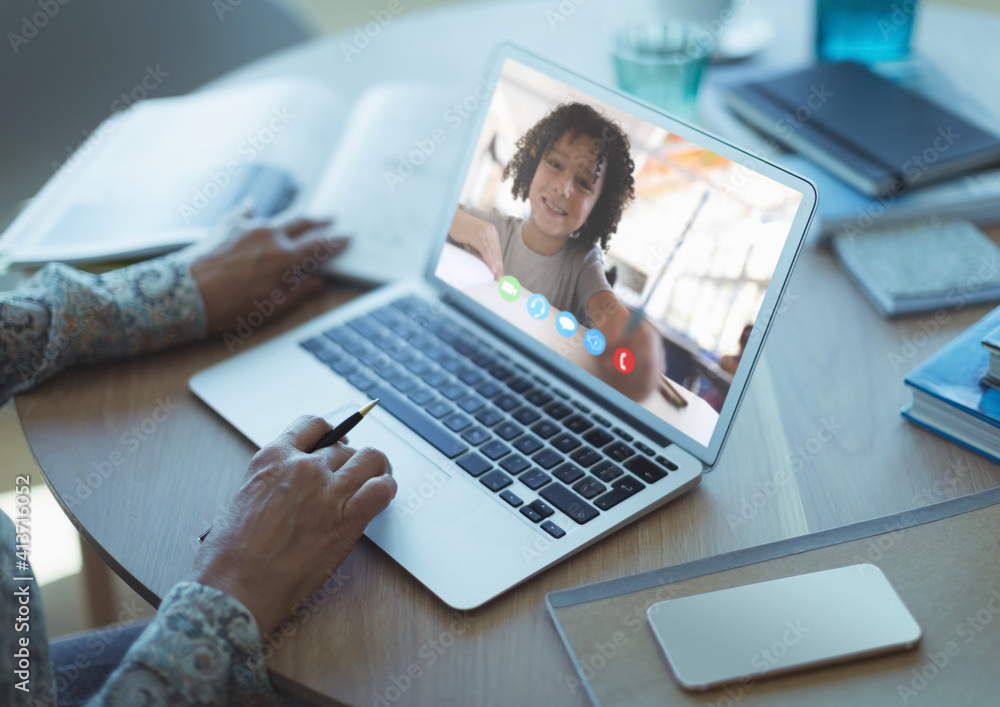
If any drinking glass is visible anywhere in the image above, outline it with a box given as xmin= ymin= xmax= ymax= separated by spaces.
xmin=815 ymin=0 xmax=918 ymax=63
xmin=612 ymin=21 xmax=716 ymax=122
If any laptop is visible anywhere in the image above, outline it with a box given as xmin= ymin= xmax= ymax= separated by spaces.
xmin=189 ymin=44 xmax=817 ymax=610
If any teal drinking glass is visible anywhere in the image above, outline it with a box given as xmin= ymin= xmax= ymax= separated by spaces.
xmin=612 ymin=21 xmax=716 ymax=122
xmin=815 ymin=0 xmax=918 ymax=63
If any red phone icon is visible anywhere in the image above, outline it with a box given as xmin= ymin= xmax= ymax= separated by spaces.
xmin=614 ymin=347 xmax=635 ymax=374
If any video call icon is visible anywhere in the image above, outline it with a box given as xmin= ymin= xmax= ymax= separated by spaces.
xmin=498 ymin=276 xmax=521 ymax=302
xmin=555 ymin=311 xmax=577 ymax=338
xmin=527 ymin=293 xmax=549 ymax=320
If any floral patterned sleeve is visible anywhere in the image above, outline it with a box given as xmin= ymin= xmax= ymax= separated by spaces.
xmin=87 ymin=582 xmax=275 ymax=706
xmin=0 ymin=255 xmax=207 ymax=406
xmin=1 ymin=257 xmax=277 ymax=704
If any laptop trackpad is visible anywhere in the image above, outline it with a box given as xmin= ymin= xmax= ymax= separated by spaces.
xmin=326 ymin=407 xmax=543 ymax=609
xmin=323 ymin=404 xmax=456 ymax=498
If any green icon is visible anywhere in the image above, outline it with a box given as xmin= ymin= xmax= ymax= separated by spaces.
xmin=498 ymin=276 xmax=521 ymax=302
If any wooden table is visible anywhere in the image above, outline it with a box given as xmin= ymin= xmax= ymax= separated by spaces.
xmin=18 ymin=231 xmax=1000 ymax=706
xmin=17 ymin=1 xmax=1000 ymax=705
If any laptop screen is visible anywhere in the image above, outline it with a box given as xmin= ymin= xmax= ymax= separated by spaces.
xmin=431 ymin=56 xmax=806 ymax=456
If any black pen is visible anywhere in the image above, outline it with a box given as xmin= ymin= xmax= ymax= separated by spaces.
xmin=197 ymin=399 xmax=380 ymax=542
xmin=309 ymin=398 xmax=379 ymax=452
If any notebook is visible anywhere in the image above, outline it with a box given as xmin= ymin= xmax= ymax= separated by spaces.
xmin=726 ymin=62 xmax=1000 ymax=198
xmin=832 ymin=218 xmax=1000 ymax=317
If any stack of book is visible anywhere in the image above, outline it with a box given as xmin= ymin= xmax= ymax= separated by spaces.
xmin=720 ymin=61 xmax=1000 ymax=317
xmin=903 ymin=306 xmax=1000 ymax=461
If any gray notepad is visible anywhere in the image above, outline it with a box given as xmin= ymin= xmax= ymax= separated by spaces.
xmin=832 ymin=218 xmax=1000 ymax=317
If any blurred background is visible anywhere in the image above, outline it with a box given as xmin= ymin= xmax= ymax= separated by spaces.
xmin=0 ymin=0 xmax=996 ymax=640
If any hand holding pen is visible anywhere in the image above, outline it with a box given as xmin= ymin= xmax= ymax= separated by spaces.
xmin=197 ymin=399 xmax=380 ymax=542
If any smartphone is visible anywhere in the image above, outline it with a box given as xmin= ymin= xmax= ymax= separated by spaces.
xmin=646 ymin=564 xmax=922 ymax=691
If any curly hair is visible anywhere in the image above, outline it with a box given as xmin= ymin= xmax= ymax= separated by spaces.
xmin=502 ymin=102 xmax=635 ymax=252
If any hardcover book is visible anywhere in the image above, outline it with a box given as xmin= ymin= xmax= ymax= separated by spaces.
xmin=903 ymin=305 xmax=1000 ymax=463
xmin=726 ymin=62 xmax=1000 ymax=198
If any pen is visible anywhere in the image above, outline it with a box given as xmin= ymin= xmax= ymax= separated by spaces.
xmin=197 ymin=398 xmax=380 ymax=542
xmin=309 ymin=398 xmax=380 ymax=452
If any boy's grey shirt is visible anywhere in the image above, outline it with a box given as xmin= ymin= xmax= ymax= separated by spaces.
xmin=458 ymin=204 xmax=612 ymax=326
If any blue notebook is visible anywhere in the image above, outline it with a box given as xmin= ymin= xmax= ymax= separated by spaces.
xmin=903 ymin=305 xmax=1000 ymax=463
xmin=726 ymin=62 xmax=1000 ymax=198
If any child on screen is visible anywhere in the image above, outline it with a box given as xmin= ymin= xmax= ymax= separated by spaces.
xmin=448 ymin=102 xmax=661 ymax=400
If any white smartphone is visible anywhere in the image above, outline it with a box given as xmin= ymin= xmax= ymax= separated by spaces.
xmin=646 ymin=564 xmax=922 ymax=691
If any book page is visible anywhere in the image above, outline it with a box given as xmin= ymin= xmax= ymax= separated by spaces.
xmin=1 ymin=78 xmax=347 ymax=265
xmin=303 ymin=82 xmax=467 ymax=286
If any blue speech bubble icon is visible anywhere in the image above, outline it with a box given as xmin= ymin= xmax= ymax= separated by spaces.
xmin=527 ymin=293 xmax=549 ymax=320
xmin=555 ymin=311 xmax=578 ymax=338
xmin=584 ymin=329 xmax=606 ymax=355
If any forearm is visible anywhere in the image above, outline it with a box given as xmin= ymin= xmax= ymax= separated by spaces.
xmin=0 ymin=255 xmax=207 ymax=405
xmin=85 ymin=582 xmax=274 ymax=706
xmin=448 ymin=207 xmax=488 ymax=247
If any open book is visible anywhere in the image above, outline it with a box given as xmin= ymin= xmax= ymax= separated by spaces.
xmin=0 ymin=78 xmax=464 ymax=286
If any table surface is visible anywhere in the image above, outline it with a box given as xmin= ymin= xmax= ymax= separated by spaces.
xmin=17 ymin=1 xmax=1000 ymax=706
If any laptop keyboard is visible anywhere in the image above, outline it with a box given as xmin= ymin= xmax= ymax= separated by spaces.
xmin=299 ymin=295 xmax=678 ymax=540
